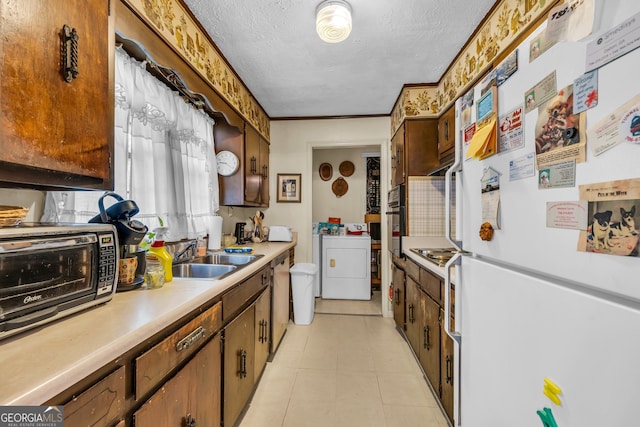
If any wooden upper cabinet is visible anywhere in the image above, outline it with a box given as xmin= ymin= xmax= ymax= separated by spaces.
xmin=216 ymin=121 xmax=270 ymax=207
xmin=391 ymin=119 xmax=439 ymax=186
xmin=438 ymin=104 xmax=456 ymax=161
xmin=0 ymin=0 xmax=114 ymax=189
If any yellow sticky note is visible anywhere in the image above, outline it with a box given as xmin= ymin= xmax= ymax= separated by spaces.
xmin=467 ymin=117 xmax=496 ymax=158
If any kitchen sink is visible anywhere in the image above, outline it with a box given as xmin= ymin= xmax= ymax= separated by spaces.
xmin=172 ymin=252 xmax=263 ymax=280
xmin=172 ymin=263 xmax=237 ymax=279
xmin=191 ymin=253 xmax=263 ymax=266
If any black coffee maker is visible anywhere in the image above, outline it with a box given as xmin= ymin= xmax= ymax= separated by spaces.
xmin=89 ymin=192 xmax=148 ymax=291
xmin=234 ymin=222 xmax=246 ymax=244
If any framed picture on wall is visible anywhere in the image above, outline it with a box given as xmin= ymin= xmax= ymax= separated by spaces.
xmin=277 ymin=173 xmax=301 ymax=203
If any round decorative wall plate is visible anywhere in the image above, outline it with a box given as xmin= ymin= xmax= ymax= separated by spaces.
xmin=332 ymin=177 xmax=348 ymax=197
xmin=339 ymin=160 xmax=355 ymax=177
xmin=319 ymin=163 xmax=333 ymax=181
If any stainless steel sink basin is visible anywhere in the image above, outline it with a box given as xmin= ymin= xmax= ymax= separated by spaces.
xmin=172 ymin=263 xmax=237 ymax=279
xmin=192 ymin=253 xmax=263 ymax=266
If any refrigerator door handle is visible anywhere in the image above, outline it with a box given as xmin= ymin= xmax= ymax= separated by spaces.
xmin=446 ymin=98 xmax=462 ymax=251
xmin=444 ymin=253 xmax=461 ymax=343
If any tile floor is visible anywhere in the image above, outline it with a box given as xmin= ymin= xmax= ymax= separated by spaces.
xmin=239 ymin=303 xmax=450 ymax=427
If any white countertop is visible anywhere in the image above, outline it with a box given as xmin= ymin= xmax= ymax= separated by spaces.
xmin=0 ymin=240 xmax=295 ymax=406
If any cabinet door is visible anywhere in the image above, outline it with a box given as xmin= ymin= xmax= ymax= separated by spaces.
xmin=224 ymin=305 xmax=256 ymax=427
xmin=419 ymin=293 xmax=441 ymax=393
xmin=392 ymin=124 xmax=405 ymax=185
xmin=259 ymin=137 xmax=270 ymax=206
xmin=254 ymin=287 xmax=271 ymax=382
xmin=64 ymin=366 xmax=125 ymax=427
xmin=441 ymin=310 xmax=455 ymax=424
xmin=438 ymin=104 xmax=456 ymax=160
xmin=405 ymin=119 xmax=439 ymax=176
xmin=134 ymin=334 xmax=222 ymax=427
xmin=405 ymin=276 xmax=421 ymax=353
xmin=244 ymin=124 xmax=262 ymax=205
xmin=392 ymin=263 xmax=405 ymax=329
xmin=0 ymin=0 xmax=114 ymax=189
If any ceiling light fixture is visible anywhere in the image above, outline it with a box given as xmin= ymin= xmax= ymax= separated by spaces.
xmin=316 ymin=0 xmax=352 ymax=43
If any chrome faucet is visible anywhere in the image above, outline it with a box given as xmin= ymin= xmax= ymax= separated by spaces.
xmin=172 ymin=240 xmax=198 ymax=264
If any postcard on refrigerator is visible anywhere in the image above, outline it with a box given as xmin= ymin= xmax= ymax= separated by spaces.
xmin=525 ymin=71 xmax=557 ymax=113
xmin=535 ymin=84 xmax=587 ymax=170
xmin=577 ymin=179 xmax=640 ymax=257
xmin=586 ymin=93 xmax=640 ymax=156
xmin=546 ymin=201 xmax=588 ymax=230
xmin=573 ymin=70 xmax=598 ymax=113
xmin=545 ymin=0 xmax=594 ymax=43
xmin=499 ymin=104 xmax=525 ymax=153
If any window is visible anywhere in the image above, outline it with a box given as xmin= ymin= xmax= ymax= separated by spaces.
xmin=42 ymin=47 xmax=219 ymax=241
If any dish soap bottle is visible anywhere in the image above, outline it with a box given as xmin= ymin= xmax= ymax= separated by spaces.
xmin=148 ymin=226 xmax=173 ymax=283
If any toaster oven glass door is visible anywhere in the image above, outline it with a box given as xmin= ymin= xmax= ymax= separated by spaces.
xmin=0 ymin=236 xmax=96 ymax=323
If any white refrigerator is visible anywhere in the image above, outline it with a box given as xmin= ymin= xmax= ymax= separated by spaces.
xmin=445 ymin=2 xmax=640 ymax=426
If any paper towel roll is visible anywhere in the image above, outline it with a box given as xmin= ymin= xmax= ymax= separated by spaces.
xmin=208 ymin=216 xmax=223 ymax=250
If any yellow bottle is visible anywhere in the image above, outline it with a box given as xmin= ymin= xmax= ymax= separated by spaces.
xmin=148 ymin=228 xmax=173 ymax=283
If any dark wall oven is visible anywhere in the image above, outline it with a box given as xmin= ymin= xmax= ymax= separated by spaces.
xmin=386 ymin=185 xmax=406 ymax=258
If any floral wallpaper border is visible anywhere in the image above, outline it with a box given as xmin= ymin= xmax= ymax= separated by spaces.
xmin=390 ymin=0 xmax=559 ymax=136
xmin=124 ymin=0 xmax=270 ymax=141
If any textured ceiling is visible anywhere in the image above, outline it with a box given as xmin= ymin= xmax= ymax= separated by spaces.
xmin=183 ymin=0 xmax=497 ymax=118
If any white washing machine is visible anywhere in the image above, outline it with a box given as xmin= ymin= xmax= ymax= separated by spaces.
xmin=321 ymin=234 xmax=371 ymax=300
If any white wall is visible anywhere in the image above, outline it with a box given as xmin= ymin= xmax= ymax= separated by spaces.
xmin=267 ymin=116 xmax=393 ymax=316
xmin=312 ymin=146 xmax=376 ymax=225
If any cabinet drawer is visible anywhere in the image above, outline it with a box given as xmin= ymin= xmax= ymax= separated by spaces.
xmin=420 ymin=268 xmax=442 ymax=305
xmin=223 ymin=266 xmax=269 ymax=321
xmin=64 ymin=365 xmax=125 ymax=427
xmin=135 ymin=302 xmax=222 ymax=400
xmin=405 ymin=258 xmax=420 ymax=282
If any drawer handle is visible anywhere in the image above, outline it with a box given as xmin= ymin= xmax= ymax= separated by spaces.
xmin=176 ymin=326 xmax=206 ymax=352
xmin=239 ymin=349 xmax=248 ymax=378
xmin=61 ymin=25 xmax=79 ymax=82
xmin=424 ymin=325 xmax=430 ymax=350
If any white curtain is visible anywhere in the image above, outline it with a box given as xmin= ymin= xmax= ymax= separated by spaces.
xmin=42 ymin=47 xmax=219 ymax=241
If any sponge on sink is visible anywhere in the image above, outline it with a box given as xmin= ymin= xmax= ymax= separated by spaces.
xmin=224 ymin=246 xmax=254 ymax=253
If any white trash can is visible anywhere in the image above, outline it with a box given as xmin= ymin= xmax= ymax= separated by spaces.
xmin=289 ymin=263 xmax=318 ymax=325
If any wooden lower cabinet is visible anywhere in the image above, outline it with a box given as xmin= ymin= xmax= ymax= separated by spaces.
xmin=63 ymin=365 xmax=125 ymax=427
xmin=441 ymin=312 xmax=455 ymax=423
xmin=392 ymin=262 xmax=405 ymax=329
xmin=133 ymin=333 xmax=222 ymax=427
xmin=405 ymin=276 xmax=421 ymax=352
xmin=224 ymin=304 xmax=256 ymax=427
xmin=419 ymin=292 xmax=441 ymax=391
xmin=254 ymin=287 xmax=271 ymax=383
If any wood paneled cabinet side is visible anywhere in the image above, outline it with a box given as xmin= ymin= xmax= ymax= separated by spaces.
xmin=133 ymin=334 xmax=222 ymax=427
xmin=438 ymin=104 xmax=456 ymax=161
xmin=391 ymin=123 xmax=405 ymax=187
xmin=0 ymin=0 xmax=114 ymax=190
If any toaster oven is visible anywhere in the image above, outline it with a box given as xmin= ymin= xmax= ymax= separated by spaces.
xmin=0 ymin=223 xmax=118 ymax=341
